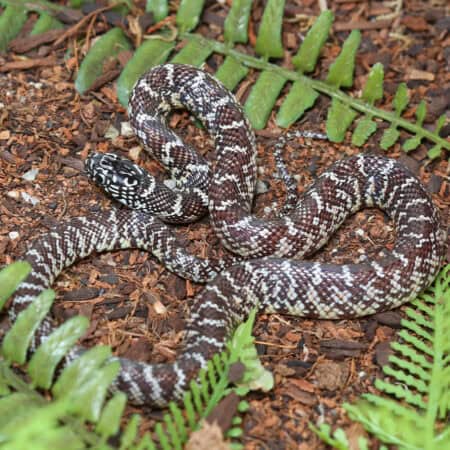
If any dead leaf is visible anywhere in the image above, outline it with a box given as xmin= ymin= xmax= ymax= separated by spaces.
xmin=401 ymin=15 xmax=429 ymax=31
xmin=407 ymin=68 xmax=435 ymax=81
xmin=185 ymin=421 xmax=231 ymax=450
xmin=0 ymin=130 xmax=10 ymax=140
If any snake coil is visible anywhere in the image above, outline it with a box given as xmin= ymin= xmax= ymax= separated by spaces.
xmin=10 ymin=64 xmax=446 ymax=406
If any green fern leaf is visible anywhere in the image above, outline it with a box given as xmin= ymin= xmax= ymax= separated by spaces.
xmin=326 ymin=30 xmax=361 ymax=88
xmin=95 ymin=392 xmax=127 ymax=439
xmin=244 ymin=70 xmax=286 ymax=129
xmin=171 ymin=37 xmax=212 ymax=66
xmin=428 ymin=144 xmax=442 ymax=159
xmin=120 ymin=414 xmax=141 ymax=450
xmin=362 ymin=62 xmax=384 ymax=104
xmin=326 ymin=98 xmax=357 ymax=142
xmin=176 ymin=0 xmax=205 ymax=33
xmin=30 ymin=12 xmax=63 ymax=35
xmin=336 ymin=265 xmax=450 ymax=449
xmin=393 ymin=83 xmax=409 ymax=115
xmin=2 ymin=290 xmax=54 ymax=364
xmin=67 ymin=360 xmax=120 ymax=422
xmin=382 ymin=365 xmax=428 ymax=393
xmin=227 ymin=426 xmax=244 ymax=438
xmin=404 ymin=307 xmax=433 ymax=330
xmin=375 ymin=378 xmax=426 ymax=408
xmin=75 ymin=27 xmax=132 ymax=95
xmin=0 ymin=261 xmax=30 ymax=309
xmin=411 ymin=297 xmax=435 ymax=317
xmin=351 ymin=116 xmax=377 ymax=146
xmin=0 ymin=391 xmax=43 ymax=430
xmin=292 ymin=10 xmax=333 ymax=73
xmin=117 ymin=39 xmax=174 ymax=107
xmin=403 ymin=136 xmax=423 ymax=152
xmin=360 ymin=395 xmax=422 ymax=424
xmin=146 ymin=0 xmax=169 ymax=22
xmin=164 ymin=413 xmax=183 ymax=450
xmin=380 ymin=126 xmax=400 ymax=149
xmin=398 ymin=329 xmax=433 ymax=357
xmin=434 ymin=113 xmax=447 ymax=134
xmin=215 ymin=56 xmax=249 ymax=91
xmin=155 ymin=421 xmax=171 ymax=450
xmin=403 ymin=101 xmax=427 ymax=150
xmin=390 ymin=342 xmax=432 ymax=371
xmin=388 ymin=354 xmax=430 ymax=381
xmin=254 ymin=0 xmax=285 ymax=58
xmin=169 ymin=401 xmax=188 ymax=442
xmin=276 ymin=78 xmax=319 ymax=128
xmin=3 ymin=403 xmax=85 ymax=450
xmin=133 ymin=432 xmax=157 ymax=450
xmin=415 ymin=100 xmax=427 ymax=125
xmin=183 ymin=392 xmax=196 ymax=429
xmin=427 ymin=114 xmax=447 ymax=159
xmin=0 ymin=363 xmax=11 ymax=396
xmin=0 ymin=5 xmax=28 ymax=52
xmin=401 ymin=318 xmax=433 ymax=343
xmin=190 ymin=378 xmax=203 ymax=414
xmin=345 ymin=401 xmax=424 ymax=448
xmin=309 ymin=423 xmax=351 ymax=450
xmin=199 ymin=368 xmax=209 ymax=401
xmin=223 ymin=0 xmax=252 ymax=44
xmin=28 ymin=316 xmax=89 ymax=389
xmin=207 ymin=359 xmax=218 ymax=388
xmin=52 ymin=346 xmax=112 ymax=398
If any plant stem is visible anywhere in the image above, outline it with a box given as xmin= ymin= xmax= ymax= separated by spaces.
xmin=184 ymin=33 xmax=450 ymax=152
xmin=424 ymin=298 xmax=446 ymax=449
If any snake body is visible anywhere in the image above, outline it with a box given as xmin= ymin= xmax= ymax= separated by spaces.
xmin=10 ymin=64 xmax=446 ymax=406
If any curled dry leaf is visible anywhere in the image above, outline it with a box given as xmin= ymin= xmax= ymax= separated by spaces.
xmin=185 ymin=420 xmax=230 ymax=450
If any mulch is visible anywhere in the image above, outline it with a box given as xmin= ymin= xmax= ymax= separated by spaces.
xmin=0 ymin=0 xmax=449 ymax=449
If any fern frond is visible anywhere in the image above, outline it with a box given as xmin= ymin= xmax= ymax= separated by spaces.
xmin=2 ymin=2 xmax=448 ymax=155
xmin=0 ymin=264 xmax=126 ymax=448
xmin=313 ymin=265 xmax=450 ymax=449
xmin=146 ymin=0 xmax=169 ymax=22
xmin=0 ymin=261 xmax=268 ymax=448
xmin=0 ymin=261 xmax=30 ymax=308
xmin=127 ymin=308 xmax=271 ymax=449
xmin=309 ymin=423 xmax=377 ymax=450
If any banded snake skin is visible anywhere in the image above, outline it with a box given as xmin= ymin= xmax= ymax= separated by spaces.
xmin=10 ymin=64 xmax=446 ymax=406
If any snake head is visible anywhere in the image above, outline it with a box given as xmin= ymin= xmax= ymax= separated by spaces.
xmin=85 ymin=152 xmax=146 ymax=205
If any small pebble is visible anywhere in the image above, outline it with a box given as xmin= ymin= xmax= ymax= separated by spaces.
xmin=22 ymin=168 xmax=39 ymax=182
xmin=129 ymin=146 xmax=142 ymax=161
xmin=256 ymin=180 xmax=269 ymax=194
xmin=7 ymin=190 xmax=20 ymax=201
xmin=164 ymin=179 xmax=176 ymax=189
xmin=21 ymin=192 xmax=40 ymax=206
xmin=104 ymin=124 xmax=119 ymax=140
xmin=9 ymin=231 xmax=19 ymax=240
xmin=121 ymin=121 xmax=134 ymax=137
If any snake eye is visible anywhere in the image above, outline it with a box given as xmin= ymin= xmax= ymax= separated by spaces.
xmin=123 ymin=176 xmax=138 ymax=187
xmin=94 ymin=173 xmax=106 ymax=185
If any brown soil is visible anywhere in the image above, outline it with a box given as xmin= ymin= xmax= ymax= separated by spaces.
xmin=0 ymin=1 xmax=449 ymax=449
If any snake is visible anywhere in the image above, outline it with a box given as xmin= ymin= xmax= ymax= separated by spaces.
xmin=9 ymin=64 xmax=446 ymax=407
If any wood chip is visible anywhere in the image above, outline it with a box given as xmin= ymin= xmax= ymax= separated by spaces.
xmin=206 ymin=392 xmax=240 ymax=432
xmin=334 ymin=19 xmax=392 ymax=31
xmin=406 ymin=68 xmax=435 ymax=81
xmin=0 ymin=56 xmax=56 ymax=72
xmin=9 ymin=29 xmax=65 ymax=53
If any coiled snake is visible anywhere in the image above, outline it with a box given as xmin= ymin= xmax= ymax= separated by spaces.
xmin=10 ymin=64 xmax=446 ymax=406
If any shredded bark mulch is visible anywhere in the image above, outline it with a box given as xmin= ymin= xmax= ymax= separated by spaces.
xmin=0 ymin=1 xmax=449 ymax=449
